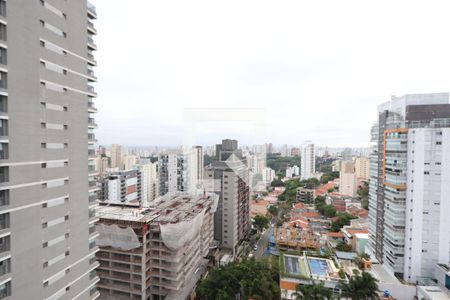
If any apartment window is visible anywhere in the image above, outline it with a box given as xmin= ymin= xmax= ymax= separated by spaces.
xmin=0 ymin=96 xmax=6 ymax=113
xmin=0 ymin=281 xmax=11 ymax=298
xmin=0 ymin=258 xmax=10 ymax=276
xmin=424 ymin=171 xmax=429 ymax=175
xmin=0 ymin=71 xmax=7 ymax=89
xmin=0 ymin=213 xmax=9 ymax=230
xmin=42 ymin=102 xmax=67 ymax=112
xmin=436 ymin=141 xmax=442 ymax=145
xmin=41 ymin=1 xmax=65 ymax=19
xmin=0 ymin=1 xmax=5 ymax=18
xmin=0 ymin=166 xmax=8 ymax=183
xmin=0 ymin=143 xmax=7 ymax=160
xmin=0 ymin=47 xmax=6 ymax=66
xmin=40 ymin=40 xmax=67 ymax=56
xmin=0 ymin=24 xmax=6 ymax=42
xmin=42 ymin=81 xmax=67 ymax=93
xmin=42 ymin=142 xmax=67 ymax=149
xmin=41 ymin=20 xmax=66 ymax=38
xmin=0 ymin=235 xmax=9 ymax=253
xmin=0 ymin=190 xmax=8 ymax=206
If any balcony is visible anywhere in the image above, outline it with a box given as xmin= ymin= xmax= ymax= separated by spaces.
xmin=87 ymin=20 xmax=97 ymax=34
xmin=87 ymin=53 xmax=97 ymax=65
xmin=87 ymin=85 xmax=97 ymax=96
xmin=88 ymin=101 xmax=98 ymax=113
xmin=87 ymin=1 xmax=97 ymax=19
xmin=87 ymin=69 xmax=97 ymax=81
xmin=88 ymin=117 xmax=98 ymax=128
xmin=87 ymin=36 xmax=97 ymax=50
xmin=88 ymin=133 xmax=97 ymax=143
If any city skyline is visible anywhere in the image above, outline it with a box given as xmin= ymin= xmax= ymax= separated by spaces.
xmin=93 ymin=0 xmax=450 ymax=147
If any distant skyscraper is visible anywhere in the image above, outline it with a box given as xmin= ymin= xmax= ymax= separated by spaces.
xmin=0 ymin=1 xmax=100 ymax=298
xmin=158 ymin=151 xmax=189 ymax=196
xmin=190 ymin=146 xmax=204 ymax=191
xmin=204 ymin=139 xmax=250 ymax=251
xmin=301 ymin=141 xmax=315 ymax=180
xmin=140 ymin=162 xmax=159 ymax=204
xmin=354 ymin=156 xmax=370 ymax=180
xmin=123 ymin=154 xmax=137 ymax=170
xmin=367 ymin=93 xmax=450 ymax=282
xmin=110 ymin=144 xmax=123 ymax=169
xmin=339 ymin=161 xmax=357 ymax=197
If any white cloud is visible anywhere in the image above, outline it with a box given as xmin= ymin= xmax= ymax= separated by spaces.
xmin=93 ymin=0 xmax=450 ymax=147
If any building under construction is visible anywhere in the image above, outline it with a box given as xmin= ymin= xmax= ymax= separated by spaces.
xmin=275 ymin=225 xmax=321 ymax=251
xmin=95 ymin=193 xmax=218 ymax=300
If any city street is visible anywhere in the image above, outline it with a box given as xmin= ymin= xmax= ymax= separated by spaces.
xmin=254 ymin=226 xmax=274 ymax=258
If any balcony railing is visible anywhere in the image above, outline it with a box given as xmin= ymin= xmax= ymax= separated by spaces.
xmin=87 ymin=2 xmax=97 ymax=16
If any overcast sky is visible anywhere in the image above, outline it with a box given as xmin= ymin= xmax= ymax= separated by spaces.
xmin=93 ymin=0 xmax=450 ymax=147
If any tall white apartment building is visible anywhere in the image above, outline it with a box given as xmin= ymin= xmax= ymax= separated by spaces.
xmin=262 ymin=167 xmax=275 ymax=185
xmin=301 ymin=141 xmax=315 ymax=180
xmin=140 ymin=162 xmax=159 ymax=205
xmin=123 ymin=154 xmax=137 ymax=170
xmin=355 ymin=156 xmax=370 ymax=180
xmin=339 ymin=161 xmax=357 ymax=197
xmin=367 ymin=93 xmax=450 ymax=283
xmin=110 ymin=144 xmax=122 ymax=169
xmin=189 ymin=146 xmax=203 ymax=191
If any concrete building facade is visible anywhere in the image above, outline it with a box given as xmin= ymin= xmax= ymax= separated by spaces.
xmin=0 ymin=1 xmax=100 ymax=298
xmin=301 ymin=141 xmax=315 ymax=180
xmin=354 ymin=156 xmax=370 ymax=180
xmin=339 ymin=161 xmax=358 ymax=197
xmin=204 ymin=140 xmax=250 ymax=251
xmin=158 ymin=151 xmax=188 ymax=196
xmin=140 ymin=162 xmax=159 ymax=205
xmin=99 ymin=170 xmax=143 ymax=207
xmin=367 ymin=93 xmax=450 ymax=283
xmin=95 ymin=193 xmax=216 ymax=300
xmin=110 ymin=144 xmax=122 ymax=169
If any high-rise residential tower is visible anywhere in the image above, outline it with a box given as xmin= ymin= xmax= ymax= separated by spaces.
xmin=367 ymin=93 xmax=450 ymax=283
xmin=204 ymin=139 xmax=250 ymax=251
xmin=189 ymin=146 xmax=203 ymax=191
xmin=0 ymin=1 xmax=100 ymax=298
xmin=300 ymin=141 xmax=315 ymax=180
xmin=110 ymin=144 xmax=122 ymax=169
xmin=339 ymin=161 xmax=357 ymax=197
xmin=140 ymin=162 xmax=159 ymax=205
xmin=158 ymin=150 xmax=189 ymax=196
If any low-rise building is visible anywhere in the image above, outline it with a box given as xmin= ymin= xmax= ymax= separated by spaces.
xmin=296 ymin=188 xmax=315 ymax=203
xmin=275 ymin=224 xmax=320 ymax=251
xmin=280 ymin=253 xmax=343 ymax=299
xmin=95 ymin=193 xmax=217 ymax=299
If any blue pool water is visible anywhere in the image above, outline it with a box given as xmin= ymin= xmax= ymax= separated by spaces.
xmin=308 ymin=259 xmax=328 ymax=276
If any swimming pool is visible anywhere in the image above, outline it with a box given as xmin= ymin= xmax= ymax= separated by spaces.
xmin=308 ymin=259 xmax=328 ymax=276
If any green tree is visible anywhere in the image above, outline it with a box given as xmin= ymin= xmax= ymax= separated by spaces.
xmin=323 ymin=205 xmax=337 ymax=218
xmin=268 ymin=205 xmax=279 ymax=216
xmin=336 ymin=241 xmax=353 ymax=252
xmin=331 ymin=212 xmax=356 ymax=232
xmin=337 ymin=272 xmax=380 ymax=300
xmin=271 ymin=178 xmax=284 ymax=187
xmin=358 ymin=181 xmax=369 ymax=209
xmin=292 ymin=282 xmax=332 ymax=300
xmin=196 ymin=259 xmax=280 ymax=300
xmin=253 ymin=215 xmax=270 ymax=232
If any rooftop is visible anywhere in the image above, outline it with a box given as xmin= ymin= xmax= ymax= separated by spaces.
xmin=96 ymin=193 xmax=218 ymax=225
